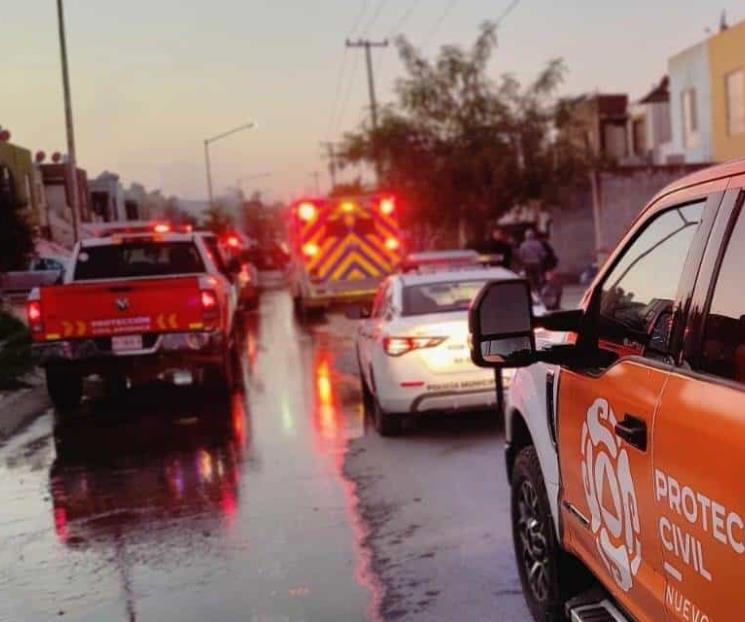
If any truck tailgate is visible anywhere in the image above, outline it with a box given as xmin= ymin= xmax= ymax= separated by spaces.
xmin=39 ymin=277 xmax=205 ymax=340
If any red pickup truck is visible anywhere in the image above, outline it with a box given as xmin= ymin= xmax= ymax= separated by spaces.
xmin=28 ymin=232 xmax=238 ymax=411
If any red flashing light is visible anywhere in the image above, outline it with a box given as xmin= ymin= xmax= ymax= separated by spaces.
xmin=385 ymin=237 xmax=400 ymax=251
xmin=227 ymin=235 xmax=240 ymax=248
xmin=380 ymin=197 xmax=395 ymax=215
xmin=302 ymin=242 xmax=320 ymax=257
xmin=153 ymin=223 xmax=171 ymax=234
xmin=298 ymin=202 xmax=317 ymax=222
xmin=201 ymin=290 xmax=218 ymax=310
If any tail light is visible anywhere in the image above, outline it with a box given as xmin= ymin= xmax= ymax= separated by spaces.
xmin=200 ymin=289 xmax=219 ymax=322
xmin=383 ymin=336 xmax=447 ymax=357
xmin=27 ymin=290 xmax=43 ymax=334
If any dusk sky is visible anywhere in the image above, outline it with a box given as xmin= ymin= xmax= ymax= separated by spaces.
xmin=4 ymin=1 xmax=743 ymax=205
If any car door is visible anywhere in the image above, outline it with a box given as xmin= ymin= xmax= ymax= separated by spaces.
xmin=359 ymin=280 xmax=390 ymax=387
xmin=557 ymin=197 xmax=713 ymax=622
xmin=654 ymin=183 xmax=745 ymax=622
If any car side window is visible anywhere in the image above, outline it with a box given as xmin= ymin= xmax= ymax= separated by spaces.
xmin=597 ymin=201 xmax=704 ymax=355
xmin=699 ymin=201 xmax=745 ymax=382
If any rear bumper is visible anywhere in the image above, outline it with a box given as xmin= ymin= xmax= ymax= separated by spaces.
xmin=374 ymin=361 xmax=513 ymax=415
xmin=33 ymin=331 xmax=225 ymax=371
xmin=380 ymin=386 xmax=503 ymax=414
xmin=301 ymin=275 xmax=382 ymax=306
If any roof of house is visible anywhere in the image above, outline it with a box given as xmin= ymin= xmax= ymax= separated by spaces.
xmin=639 ymin=76 xmax=670 ymax=105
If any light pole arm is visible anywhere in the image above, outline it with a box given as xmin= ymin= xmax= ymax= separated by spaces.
xmin=205 ymin=122 xmax=256 ymax=146
xmin=203 ymin=121 xmax=256 ymax=208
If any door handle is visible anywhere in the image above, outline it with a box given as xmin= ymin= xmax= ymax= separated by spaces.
xmin=615 ymin=414 xmax=647 ymax=451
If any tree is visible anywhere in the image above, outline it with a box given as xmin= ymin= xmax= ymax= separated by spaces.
xmin=0 ymin=165 xmax=34 ymax=273
xmin=339 ymin=22 xmax=578 ymax=241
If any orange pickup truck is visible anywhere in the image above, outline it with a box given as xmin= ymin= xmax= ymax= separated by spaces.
xmin=28 ymin=232 xmax=238 ymax=411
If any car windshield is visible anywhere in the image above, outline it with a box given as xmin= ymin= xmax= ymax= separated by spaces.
xmin=402 ymin=280 xmax=486 ymax=316
xmin=74 ymin=242 xmax=205 ymax=280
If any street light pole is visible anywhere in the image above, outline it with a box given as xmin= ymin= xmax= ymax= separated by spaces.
xmin=203 ymin=122 xmax=255 ymax=209
xmin=204 ymin=140 xmax=214 ymax=208
xmin=56 ymin=0 xmax=81 ymax=243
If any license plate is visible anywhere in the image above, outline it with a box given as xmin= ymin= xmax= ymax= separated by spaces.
xmin=112 ymin=335 xmax=143 ymax=352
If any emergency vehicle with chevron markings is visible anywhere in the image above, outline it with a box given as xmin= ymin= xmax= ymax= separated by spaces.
xmin=288 ymin=194 xmax=403 ymax=315
xmin=28 ymin=231 xmax=239 ymax=412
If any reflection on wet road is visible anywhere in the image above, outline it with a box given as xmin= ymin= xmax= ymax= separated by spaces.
xmin=0 ymin=291 xmax=375 ymax=622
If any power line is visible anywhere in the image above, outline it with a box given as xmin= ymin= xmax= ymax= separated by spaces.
xmin=389 ymin=0 xmax=423 ymax=36
xmin=349 ymin=0 xmax=371 ymax=36
xmin=327 ymin=0 xmax=372 ymax=139
xmin=361 ymin=0 xmax=390 ymax=35
xmin=334 ymin=52 xmax=363 ymax=134
xmin=423 ymin=0 xmax=458 ymax=46
xmin=495 ymin=0 xmax=522 ymax=25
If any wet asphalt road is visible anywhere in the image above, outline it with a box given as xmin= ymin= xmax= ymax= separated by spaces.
xmin=0 ymin=289 xmax=531 ymax=622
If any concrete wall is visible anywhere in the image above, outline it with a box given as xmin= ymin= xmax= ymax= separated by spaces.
xmin=550 ymin=186 xmax=595 ymax=277
xmin=551 ymin=164 xmax=709 ymax=277
xmin=667 ymin=41 xmax=713 ymax=163
xmin=709 ymin=19 xmax=745 ymax=162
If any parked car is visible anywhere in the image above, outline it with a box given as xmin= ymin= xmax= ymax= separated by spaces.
xmin=469 ymin=159 xmax=745 ymax=621
xmin=0 ymin=256 xmax=66 ymax=299
xmin=29 ymin=231 xmax=238 ymax=412
xmin=352 ymin=265 xmax=545 ymax=435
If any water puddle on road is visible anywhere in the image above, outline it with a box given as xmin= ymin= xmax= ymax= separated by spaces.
xmin=0 ymin=291 xmax=382 ymax=622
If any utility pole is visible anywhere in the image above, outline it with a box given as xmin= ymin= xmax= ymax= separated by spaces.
xmin=345 ymin=38 xmax=388 ymax=183
xmin=320 ymin=142 xmax=338 ymax=189
xmin=56 ymin=0 xmax=81 ymax=243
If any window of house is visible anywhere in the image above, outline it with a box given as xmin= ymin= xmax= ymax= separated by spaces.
xmin=598 ymin=201 xmax=704 ymax=354
xmin=682 ymin=88 xmax=699 ymax=148
xmin=699 ymin=200 xmax=745 ymax=382
xmin=725 ymin=69 xmax=745 ymax=136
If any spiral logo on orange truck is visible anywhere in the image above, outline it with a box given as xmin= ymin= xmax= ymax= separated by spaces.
xmin=581 ymin=398 xmax=642 ymax=592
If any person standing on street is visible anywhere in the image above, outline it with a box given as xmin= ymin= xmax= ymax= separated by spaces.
xmin=482 ymin=227 xmax=513 ymax=268
xmin=517 ymin=229 xmax=547 ymax=292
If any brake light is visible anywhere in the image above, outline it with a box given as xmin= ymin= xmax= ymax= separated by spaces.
xmin=385 ymin=237 xmax=400 ymax=251
xmin=383 ymin=336 xmax=447 ymax=357
xmin=380 ymin=197 xmax=395 ymax=215
xmin=303 ymin=242 xmax=320 ymax=257
xmin=27 ymin=300 xmax=43 ymax=332
xmin=298 ymin=202 xmax=317 ymax=222
xmin=201 ymin=290 xmax=218 ymax=310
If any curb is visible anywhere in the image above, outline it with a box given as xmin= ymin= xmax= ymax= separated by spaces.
xmin=0 ymin=385 xmax=51 ymax=440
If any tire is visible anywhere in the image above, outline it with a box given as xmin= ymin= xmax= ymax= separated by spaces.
xmin=372 ymin=396 xmax=403 ymax=437
xmin=204 ymin=346 xmax=236 ymax=397
xmin=46 ymin=367 xmax=83 ymax=412
xmin=511 ymin=446 xmax=567 ymax=622
xmin=360 ymin=372 xmax=375 ymax=419
xmin=104 ymin=373 xmax=128 ymax=399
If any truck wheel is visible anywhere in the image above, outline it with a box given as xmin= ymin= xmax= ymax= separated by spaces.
xmin=511 ymin=446 xmax=565 ymax=622
xmin=46 ymin=367 xmax=83 ymax=412
xmin=372 ymin=398 xmax=403 ymax=437
xmin=204 ymin=348 xmax=236 ymax=397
